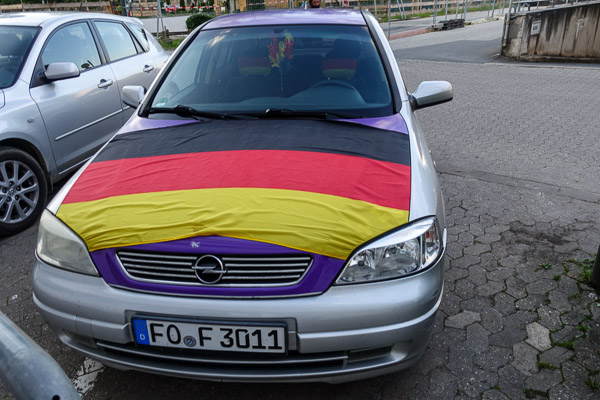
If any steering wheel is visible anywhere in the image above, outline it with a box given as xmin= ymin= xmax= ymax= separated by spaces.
xmin=311 ymin=80 xmax=357 ymax=91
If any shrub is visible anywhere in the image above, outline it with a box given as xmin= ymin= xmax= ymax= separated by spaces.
xmin=186 ymin=13 xmax=213 ymax=31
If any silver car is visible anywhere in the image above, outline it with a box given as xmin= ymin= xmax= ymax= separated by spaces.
xmin=0 ymin=12 xmax=168 ymax=235
xmin=34 ymin=9 xmax=452 ymax=383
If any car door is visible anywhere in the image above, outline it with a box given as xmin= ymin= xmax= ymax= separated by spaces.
xmin=30 ymin=21 xmax=122 ymax=174
xmin=93 ymin=20 xmax=159 ymax=120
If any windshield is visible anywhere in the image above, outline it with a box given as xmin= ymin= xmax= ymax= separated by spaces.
xmin=149 ymin=24 xmax=393 ymax=118
xmin=0 ymin=26 xmax=39 ymax=89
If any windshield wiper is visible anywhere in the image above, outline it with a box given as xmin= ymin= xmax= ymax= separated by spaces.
xmin=148 ymin=105 xmax=256 ymax=120
xmin=260 ymin=109 xmax=364 ymax=120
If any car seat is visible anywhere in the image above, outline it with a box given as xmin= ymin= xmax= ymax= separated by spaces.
xmin=224 ymin=47 xmax=279 ymax=102
xmin=321 ymin=39 xmax=360 ymax=80
xmin=0 ymin=33 xmax=23 ymax=57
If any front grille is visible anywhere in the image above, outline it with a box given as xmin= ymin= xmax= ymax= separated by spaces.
xmin=116 ymin=251 xmax=313 ymax=287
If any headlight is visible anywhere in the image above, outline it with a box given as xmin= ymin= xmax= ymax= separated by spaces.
xmin=36 ymin=210 xmax=98 ymax=276
xmin=336 ymin=217 xmax=443 ymax=284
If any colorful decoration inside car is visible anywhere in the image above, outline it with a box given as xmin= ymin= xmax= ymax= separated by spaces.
xmin=268 ymin=31 xmax=294 ymax=69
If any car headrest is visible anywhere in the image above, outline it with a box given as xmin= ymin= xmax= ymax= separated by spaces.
xmin=238 ymin=55 xmax=271 ymax=77
xmin=322 ymin=58 xmax=357 ymax=79
xmin=0 ymin=33 xmax=23 ymax=57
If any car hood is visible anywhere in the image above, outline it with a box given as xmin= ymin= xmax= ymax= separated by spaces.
xmin=56 ymin=119 xmax=411 ymax=260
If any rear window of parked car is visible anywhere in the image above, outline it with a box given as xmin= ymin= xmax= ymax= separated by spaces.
xmin=126 ymin=22 xmax=150 ymax=52
xmin=95 ymin=21 xmax=138 ymax=61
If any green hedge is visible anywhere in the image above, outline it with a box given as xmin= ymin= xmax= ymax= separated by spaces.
xmin=186 ymin=13 xmax=213 ymax=31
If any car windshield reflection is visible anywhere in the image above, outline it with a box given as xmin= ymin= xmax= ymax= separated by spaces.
xmin=149 ymin=25 xmax=393 ymax=118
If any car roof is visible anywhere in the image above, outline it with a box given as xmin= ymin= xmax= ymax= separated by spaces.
xmin=0 ymin=12 xmax=141 ymax=28
xmin=204 ymin=9 xmax=366 ymax=30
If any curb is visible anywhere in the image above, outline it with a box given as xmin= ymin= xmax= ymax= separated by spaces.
xmin=388 ymin=26 xmax=434 ymax=40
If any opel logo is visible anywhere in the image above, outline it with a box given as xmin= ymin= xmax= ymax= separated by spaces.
xmin=192 ymin=255 xmax=225 ymax=284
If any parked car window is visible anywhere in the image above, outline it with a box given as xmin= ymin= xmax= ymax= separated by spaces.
xmin=0 ymin=26 xmax=39 ymax=88
xmin=95 ymin=21 xmax=138 ymax=62
xmin=125 ymin=22 xmax=150 ymax=52
xmin=155 ymin=43 xmax=203 ymax=103
xmin=150 ymin=25 xmax=393 ymax=118
xmin=41 ymin=22 xmax=101 ymax=72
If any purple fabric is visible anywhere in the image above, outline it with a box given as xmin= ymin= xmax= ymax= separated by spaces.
xmin=204 ymin=9 xmax=366 ymax=30
xmin=341 ymin=113 xmax=409 ymax=135
xmin=119 ymin=113 xmax=408 ymax=138
xmin=91 ymin=236 xmax=345 ymax=297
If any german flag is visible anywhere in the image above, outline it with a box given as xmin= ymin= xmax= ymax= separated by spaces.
xmin=57 ymin=119 xmax=411 ymax=260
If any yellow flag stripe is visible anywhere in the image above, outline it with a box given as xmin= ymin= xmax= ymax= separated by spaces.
xmin=57 ymin=188 xmax=409 ymax=259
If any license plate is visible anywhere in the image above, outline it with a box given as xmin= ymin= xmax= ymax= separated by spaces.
xmin=132 ymin=317 xmax=286 ymax=354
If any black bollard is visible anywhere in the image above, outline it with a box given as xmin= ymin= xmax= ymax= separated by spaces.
xmin=592 ymin=244 xmax=600 ymax=288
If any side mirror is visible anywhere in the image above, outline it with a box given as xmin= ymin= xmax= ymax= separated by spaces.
xmin=122 ymin=85 xmax=146 ymax=108
xmin=410 ymin=81 xmax=453 ymax=110
xmin=44 ymin=62 xmax=80 ymax=81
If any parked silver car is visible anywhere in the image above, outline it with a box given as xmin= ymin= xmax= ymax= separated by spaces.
xmin=34 ymin=10 xmax=452 ymax=383
xmin=0 ymin=12 xmax=168 ymax=235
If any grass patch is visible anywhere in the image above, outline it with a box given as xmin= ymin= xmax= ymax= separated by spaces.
xmin=566 ymin=256 xmax=598 ymax=293
xmin=523 ymin=387 xmax=548 ymax=398
xmin=540 ymin=262 xmax=553 ymax=270
xmin=587 ymin=377 xmax=599 ymax=392
xmin=578 ymin=323 xmax=589 ymax=334
xmin=158 ymin=38 xmax=184 ymax=50
xmin=553 ymin=274 xmax=561 ymax=281
xmin=568 ymin=293 xmax=581 ymax=302
xmin=537 ymin=361 xmax=557 ymax=370
xmin=556 ymin=339 xmax=575 ymax=351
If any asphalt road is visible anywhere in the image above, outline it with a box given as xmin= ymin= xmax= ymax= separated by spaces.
xmin=2 ymin=17 xmax=600 ymax=400
xmin=392 ymin=20 xmax=505 ymax=64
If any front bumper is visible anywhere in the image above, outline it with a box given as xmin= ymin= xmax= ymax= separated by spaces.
xmin=33 ymin=255 xmax=445 ymax=383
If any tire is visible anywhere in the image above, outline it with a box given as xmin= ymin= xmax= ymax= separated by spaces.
xmin=0 ymin=146 xmax=48 ymax=236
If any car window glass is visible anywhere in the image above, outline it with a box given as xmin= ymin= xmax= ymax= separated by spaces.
xmin=96 ymin=21 xmax=138 ymax=62
xmin=126 ymin=22 xmax=150 ymax=52
xmin=42 ymin=23 xmax=101 ymax=72
xmin=155 ymin=45 xmax=203 ymax=106
xmin=0 ymin=26 xmax=39 ymax=88
xmin=151 ymin=25 xmax=393 ymax=118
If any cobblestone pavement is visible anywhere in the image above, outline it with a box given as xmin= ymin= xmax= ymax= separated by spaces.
xmin=393 ymin=29 xmax=600 ymax=398
xmin=2 ymin=22 xmax=600 ymax=400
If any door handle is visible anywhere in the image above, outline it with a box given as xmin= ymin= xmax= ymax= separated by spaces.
xmin=143 ymin=65 xmax=155 ymax=73
xmin=98 ymin=79 xmax=114 ymax=89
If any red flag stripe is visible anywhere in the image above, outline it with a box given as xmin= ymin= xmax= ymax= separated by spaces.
xmin=63 ymin=150 xmax=411 ymax=210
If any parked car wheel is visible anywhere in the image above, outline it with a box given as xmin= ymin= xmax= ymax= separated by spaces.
xmin=0 ymin=147 xmax=48 ymax=236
